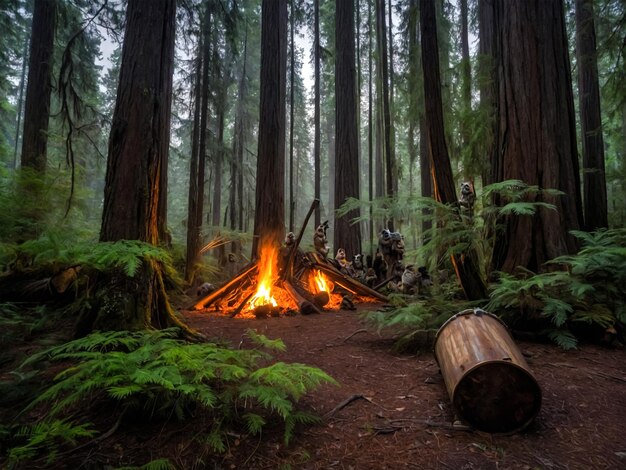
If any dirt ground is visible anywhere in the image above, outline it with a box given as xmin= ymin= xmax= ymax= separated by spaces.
xmin=3 ymin=301 xmax=625 ymax=469
xmin=181 ymin=304 xmax=626 ymax=470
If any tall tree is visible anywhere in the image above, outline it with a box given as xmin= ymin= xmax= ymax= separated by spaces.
xmin=230 ymin=23 xmax=249 ymax=243
xmin=478 ymin=0 xmax=498 ymax=186
xmin=576 ymin=0 xmax=608 ymax=230
xmin=334 ymin=0 xmax=361 ymax=258
xmin=491 ymin=0 xmax=583 ymax=273
xmin=185 ymin=4 xmax=212 ymax=283
xmin=368 ymin=0 xmax=374 ymax=255
xmin=20 ymin=0 xmax=56 ymax=171
xmin=421 ymin=0 xmax=487 ymax=300
xmin=376 ymin=0 xmax=395 ymax=230
xmin=185 ymin=42 xmax=203 ymax=283
xmin=313 ymin=0 xmax=321 ymax=228
xmin=91 ymin=0 xmax=185 ymax=332
xmin=459 ymin=0 xmax=472 ymax=173
xmin=252 ymin=0 xmax=287 ymax=257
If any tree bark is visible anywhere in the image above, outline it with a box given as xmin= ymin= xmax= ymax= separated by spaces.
xmin=313 ymin=0 xmax=321 ymax=228
xmin=185 ymin=44 xmax=203 ymax=283
xmin=334 ymin=0 xmax=362 ymax=260
xmin=421 ymin=0 xmax=487 ymax=300
xmin=478 ymin=0 xmax=499 ymax=186
xmin=492 ymin=0 xmax=583 ymax=273
xmin=376 ymin=0 xmax=395 ymax=230
xmin=93 ymin=0 xmax=190 ymax=334
xmin=252 ymin=0 xmax=288 ymax=257
xmin=575 ymin=0 xmax=608 ymax=230
xmin=20 ymin=0 xmax=56 ymax=172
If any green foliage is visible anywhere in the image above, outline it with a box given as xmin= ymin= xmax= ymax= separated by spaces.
xmin=362 ymin=295 xmax=476 ymax=352
xmin=7 ymin=419 xmax=96 ymax=466
xmin=6 ymin=328 xmax=335 ymax=465
xmin=338 ymin=180 xmax=562 ymax=282
xmin=487 ymin=228 xmax=626 ymax=348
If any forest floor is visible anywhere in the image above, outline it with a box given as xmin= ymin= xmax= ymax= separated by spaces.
xmin=181 ymin=304 xmax=626 ymax=470
xmin=2 ymin=302 xmax=625 ymax=469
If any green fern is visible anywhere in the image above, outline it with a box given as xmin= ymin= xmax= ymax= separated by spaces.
xmin=363 ymin=296 xmax=476 ymax=351
xmin=487 ymin=228 xmax=626 ymax=348
xmin=7 ymin=419 xmax=96 ymax=466
xmin=10 ymin=328 xmax=336 ymax=464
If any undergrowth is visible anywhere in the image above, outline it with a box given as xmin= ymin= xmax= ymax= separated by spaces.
xmin=1 ymin=328 xmax=337 ymax=467
xmin=487 ymin=228 xmax=626 ymax=349
xmin=363 ymin=294 xmax=477 ymax=352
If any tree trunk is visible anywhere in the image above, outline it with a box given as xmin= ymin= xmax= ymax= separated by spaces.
xmin=334 ymin=0 xmax=362 ymax=259
xmin=230 ymin=25 xmax=248 ymax=256
xmin=575 ymin=0 xmax=608 ymax=230
xmin=185 ymin=44 xmax=203 ymax=283
xmin=478 ymin=0 xmax=498 ymax=186
xmin=93 ymin=0 xmax=190 ymax=334
xmin=492 ymin=0 xmax=583 ymax=273
xmin=459 ymin=0 xmax=472 ymax=174
xmin=252 ymin=0 xmax=288 ymax=257
xmin=376 ymin=0 xmax=395 ymax=230
xmin=289 ymin=0 xmax=296 ymax=233
xmin=313 ymin=0 xmax=321 ymax=228
xmin=368 ymin=0 xmax=374 ymax=256
xmin=20 ymin=0 xmax=56 ymax=172
xmin=421 ymin=0 xmax=487 ymax=300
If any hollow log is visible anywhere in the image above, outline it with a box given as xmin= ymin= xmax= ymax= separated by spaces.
xmin=281 ymin=280 xmax=322 ymax=315
xmin=192 ymin=263 xmax=257 ymax=310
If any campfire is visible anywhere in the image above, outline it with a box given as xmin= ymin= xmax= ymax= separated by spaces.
xmin=193 ymin=200 xmax=387 ymax=318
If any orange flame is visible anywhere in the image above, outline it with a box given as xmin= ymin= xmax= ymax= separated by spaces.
xmin=309 ymin=269 xmax=334 ymax=294
xmin=248 ymin=242 xmax=279 ymax=310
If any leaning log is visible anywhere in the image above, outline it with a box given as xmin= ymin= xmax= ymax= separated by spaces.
xmin=314 ymin=263 xmax=388 ymax=302
xmin=193 ymin=263 xmax=257 ymax=310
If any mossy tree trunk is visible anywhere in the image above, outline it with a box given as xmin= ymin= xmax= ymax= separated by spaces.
xmin=82 ymin=0 xmax=190 ymax=335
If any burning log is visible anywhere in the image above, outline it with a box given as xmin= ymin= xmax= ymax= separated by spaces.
xmin=281 ymin=280 xmax=322 ymax=315
xmin=193 ymin=263 xmax=257 ymax=310
xmin=314 ymin=263 xmax=388 ymax=302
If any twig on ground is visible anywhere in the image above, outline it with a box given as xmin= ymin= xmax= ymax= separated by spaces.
xmin=343 ymin=329 xmax=368 ymax=342
xmin=325 ymin=394 xmax=369 ymax=418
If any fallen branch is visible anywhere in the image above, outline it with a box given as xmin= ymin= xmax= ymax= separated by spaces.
xmin=343 ymin=329 xmax=368 ymax=343
xmin=324 ymin=394 xmax=370 ymax=419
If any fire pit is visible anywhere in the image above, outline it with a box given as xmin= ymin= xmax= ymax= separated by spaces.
xmin=192 ymin=201 xmax=386 ymax=318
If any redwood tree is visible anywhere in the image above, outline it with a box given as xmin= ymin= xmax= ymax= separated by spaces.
xmin=20 ymin=0 xmax=56 ymax=172
xmin=576 ymin=0 xmax=608 ymax=230
xmin=492 ymin=0 xmax=583 ymax=273
xmin=334 ymin=0 xmax=361 ymax=259
xmin=87 ymin=0 xmax=185 ymax=333
xmin=420 ymin=0 xmax=487 ymax=300
xmin=252 ymin=0 xmax=288 ymax=257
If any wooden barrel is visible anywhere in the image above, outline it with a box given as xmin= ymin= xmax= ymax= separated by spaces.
xmin=434 ymin=308 xmax=542 ymax=433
